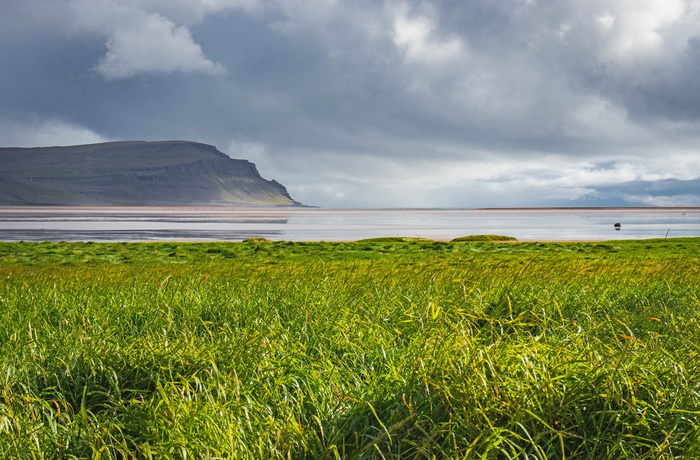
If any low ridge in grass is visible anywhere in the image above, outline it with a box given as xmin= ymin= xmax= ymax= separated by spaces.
xmin=357 ymin=236 xmax=436 ymax=243
xmin=0 ymin=238 xmax=699 ymax=458
xmin=242 ymin=237 xmax=274 ymax=243
xmin=452 ymin=234 xmax=518 ymax=242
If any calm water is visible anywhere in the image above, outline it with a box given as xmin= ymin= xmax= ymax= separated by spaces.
xmin=0 ymin=207 xmax=698 ymax=242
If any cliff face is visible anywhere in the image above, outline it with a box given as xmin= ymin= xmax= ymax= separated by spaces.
xmin=0 ymin=140 xmax=300 ymax=206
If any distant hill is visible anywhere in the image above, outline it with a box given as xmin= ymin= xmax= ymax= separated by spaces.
xmin=0 ymin=140 xmax=301 ymax=206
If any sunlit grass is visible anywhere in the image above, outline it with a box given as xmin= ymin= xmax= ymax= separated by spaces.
xmin=451 ymin=234 xmax=518 ymax=242
xmin=0 ymin=239 xmax=699 ymax=458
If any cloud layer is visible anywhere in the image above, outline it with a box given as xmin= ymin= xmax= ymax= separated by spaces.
xmin=1 ymin=0 xmax=699 ymax=207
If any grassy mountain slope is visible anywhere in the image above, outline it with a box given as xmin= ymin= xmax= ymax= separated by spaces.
xmin=0 ymin=141 xmax=300 ymax=206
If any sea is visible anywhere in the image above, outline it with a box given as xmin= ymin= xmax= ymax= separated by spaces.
xmin=0 ymin=207 xmax=698 ymax=242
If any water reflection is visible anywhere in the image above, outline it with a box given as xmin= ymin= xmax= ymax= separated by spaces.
xmin=0 ymin=207 xmax=698 ymax=242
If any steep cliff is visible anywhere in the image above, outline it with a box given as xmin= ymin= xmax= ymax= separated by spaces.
xmin=0 ymin=141 xmax=300 ymax=206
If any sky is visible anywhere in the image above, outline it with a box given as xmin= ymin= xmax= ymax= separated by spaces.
xmin=2 ymin=0 xmax=700 ymax=208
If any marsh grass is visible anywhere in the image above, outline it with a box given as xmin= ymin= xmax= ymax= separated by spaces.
xmin=0 ymin=239 xmax=699 ymax=458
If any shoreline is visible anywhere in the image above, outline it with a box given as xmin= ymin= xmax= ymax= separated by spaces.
xmin=1 ymin=207 xmax=698 ymax=243
xmin=2 ymin=205 xmax=699 ymax=210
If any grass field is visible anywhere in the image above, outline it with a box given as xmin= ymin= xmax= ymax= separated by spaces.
xmin=1 ymin=238 xmax=699 ymax=458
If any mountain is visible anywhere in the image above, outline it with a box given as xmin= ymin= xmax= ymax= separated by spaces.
xmin=0 ymin=140 xmax=301 ymax=206
xmin=556 ymin=194 xmax=649 ymax=207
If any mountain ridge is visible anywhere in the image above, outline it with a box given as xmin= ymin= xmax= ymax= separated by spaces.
xmin=0 ymin=140 xmax=301 ymax=206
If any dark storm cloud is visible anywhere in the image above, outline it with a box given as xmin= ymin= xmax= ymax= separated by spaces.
xmin=1 ymin=0 xmax=699 ymax=207
xmin=614 ymin=38 xmax=700 ymax=122
xmin=595 ymin=178 xmax=700 ymax=206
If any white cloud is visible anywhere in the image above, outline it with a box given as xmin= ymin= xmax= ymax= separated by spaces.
xmin=0 ymin=119 xmax=108 ymax=147
xmin=392 ymin=10 xmax=463 ymax=64
xmin=595 ymin=0 xmax=686 ymax=65
xmin=70 ymin=0 xmax=227 ymax=79
xmin=95 ymin=12 xmax=224 ymax=79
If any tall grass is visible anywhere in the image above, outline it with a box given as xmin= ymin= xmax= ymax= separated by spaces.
xmin=0 ymin=239 xmax=699 ymax=458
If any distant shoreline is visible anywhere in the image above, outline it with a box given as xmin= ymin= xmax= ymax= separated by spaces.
xmin=476 ymin=206 xmax=700 ymax=211
xmin=1 ymin=205 xmax=699 ymax=211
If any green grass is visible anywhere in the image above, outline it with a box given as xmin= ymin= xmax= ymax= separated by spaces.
xmin=1 ymin=238 xmax=699 ymax=458
xmin=451 ymin=234 xmax=518 ymax=242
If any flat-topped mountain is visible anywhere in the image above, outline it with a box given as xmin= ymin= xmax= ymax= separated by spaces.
xmin=0 ymin=140 xmax=301 ymax=206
